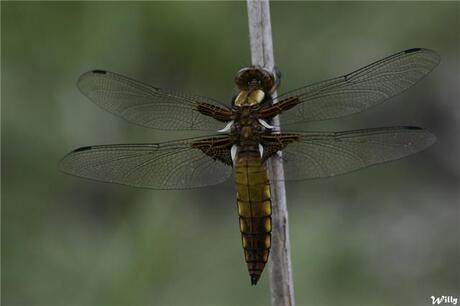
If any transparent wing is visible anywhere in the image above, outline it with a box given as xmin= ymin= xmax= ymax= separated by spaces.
xmin=262 ymin=127 xmax=435 ymax=181
xmin=274 ymin=48 xmax=440 ymax=125
xmin=77 ymin=70 xmax=233 ymax=131
xmin=60 ymin=136 xmax=233 ymax=189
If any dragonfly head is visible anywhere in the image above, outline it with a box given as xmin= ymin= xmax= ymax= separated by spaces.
xmin=233 ymin=66 xmax=280 ymax=107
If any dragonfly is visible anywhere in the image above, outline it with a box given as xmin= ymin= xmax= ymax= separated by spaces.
xmin=60 ymin=48 xmax=439 ymax=285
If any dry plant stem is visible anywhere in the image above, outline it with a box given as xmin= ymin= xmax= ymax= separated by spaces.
xmin=246 ymin=1 xmax=295 ymax=306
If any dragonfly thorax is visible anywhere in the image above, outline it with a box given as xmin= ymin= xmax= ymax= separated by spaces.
xmin=230 ymin=108 xmax=265 ymax=151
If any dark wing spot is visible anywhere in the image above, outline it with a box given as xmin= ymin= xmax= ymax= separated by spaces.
xmin=92 ymin=70 xmax=107 ymax=74
xmin=73 ymin=146 xmax=93 ymax=152
xmin=404 ymin=126 xmax=422 ymax=130
xmin=405 ymin=48 xmax=422 ymax=54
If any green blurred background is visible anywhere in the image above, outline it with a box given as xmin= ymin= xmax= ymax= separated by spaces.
xmin=2 ymin=2 xmax=459 ymax=306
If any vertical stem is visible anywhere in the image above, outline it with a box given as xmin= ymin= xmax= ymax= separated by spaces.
xmin=246 ymin=1 xmax=295 ymax=306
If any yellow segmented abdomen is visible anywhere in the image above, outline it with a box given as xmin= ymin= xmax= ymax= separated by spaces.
xmin=235 ymin=151 xmax=272 ymax=285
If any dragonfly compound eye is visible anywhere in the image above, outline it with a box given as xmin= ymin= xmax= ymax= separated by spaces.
xmin=235 ymin=66 xmax=276 ymax=92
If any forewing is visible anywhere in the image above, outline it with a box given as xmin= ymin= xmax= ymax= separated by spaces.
xmin=60 ymin=136 xmax=233 ymax=189
xmin=77 ymin=70 xmax=233 ymax=131
xmin=262 ymin=127 xmax=435 ymax=181
xmin=273 ymin=48 xmax=440 ymax=125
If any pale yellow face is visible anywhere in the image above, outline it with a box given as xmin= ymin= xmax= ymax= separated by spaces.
xmin=234 ymin=89 xmax=266 ymax=106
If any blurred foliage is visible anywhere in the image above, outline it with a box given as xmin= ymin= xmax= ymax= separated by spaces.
xmin=2 ymin=2 xmax=459 ymax=306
